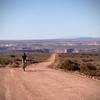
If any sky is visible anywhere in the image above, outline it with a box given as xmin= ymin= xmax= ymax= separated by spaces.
xmin=0 ymin=0 xmax=100 ymax=40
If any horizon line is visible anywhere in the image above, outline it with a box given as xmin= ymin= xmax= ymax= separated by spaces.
xmin=0 ymin=37 xmax=100 ymax=41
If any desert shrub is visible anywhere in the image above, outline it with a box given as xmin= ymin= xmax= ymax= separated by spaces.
xmin=60 ymin=59 xmax=80 ymax=71
xmin=0 ymin=59 xmax=12 ymax=65
xmin=80 ymin=63 xmax=98 ymax=76
xmin=86 ymin=63 xmax=96 ymax=70
xmin=80 ymin=63 xmax=96 ymax=71
xmin=16 ymin=58 xmax=21 ymax=61
xmin=82 ymin=58 xmax=94 ymax=62
xmin=89 ymin=58 xmax=94 ymax=62
xmin=10 ymin=55 xmax=16 ymax=58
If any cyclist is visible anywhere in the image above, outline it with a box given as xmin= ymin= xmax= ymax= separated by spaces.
xmin=22 ymin=53 xmax=27 ymax=71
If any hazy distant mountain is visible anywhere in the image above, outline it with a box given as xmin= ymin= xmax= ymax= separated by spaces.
xmin=75 ymin=37 xmax=100 ymax=41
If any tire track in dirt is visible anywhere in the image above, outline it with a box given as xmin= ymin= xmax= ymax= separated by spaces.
xmin=0 ymin=53 xmax=100 ymax=100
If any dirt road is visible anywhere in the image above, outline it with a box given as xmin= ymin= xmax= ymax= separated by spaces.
xmin=0 ymin=54 xmax=100 ymax=100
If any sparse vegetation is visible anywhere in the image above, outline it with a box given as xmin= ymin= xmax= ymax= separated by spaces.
xmin=80 ymin=63 xmax=98 ymax=76
xmin=0 ymin=51 xmax=50 ymax=68
xmin=59 ymin=59 xmax=80 ymax=71
xmin=55 ymin=53 xmax=100 ymax=79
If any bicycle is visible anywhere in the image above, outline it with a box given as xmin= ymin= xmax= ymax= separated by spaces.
xmin=22 ymin=60 xmax=27 ymax=71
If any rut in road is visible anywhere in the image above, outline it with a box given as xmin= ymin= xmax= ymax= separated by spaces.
xmin=0 ymin=53 xmax=100 ymax=100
